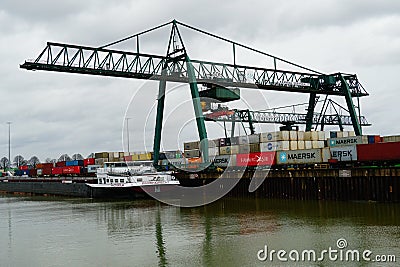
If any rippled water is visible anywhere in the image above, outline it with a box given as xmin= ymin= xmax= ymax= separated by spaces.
xmin=0 ymin=195 xmax=399 ymax=267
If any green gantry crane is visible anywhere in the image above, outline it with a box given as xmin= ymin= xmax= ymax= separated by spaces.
xmin=20 ymin=20 xmax=369 ymax=168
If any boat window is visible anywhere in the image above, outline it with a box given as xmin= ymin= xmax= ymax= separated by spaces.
xmin=106 ymin=179 xmax=109 ymax=183
xmin=120 ymin=179 xmax=124 ymax=183
xmin=137 ymin=178 xmax=142 ymax=182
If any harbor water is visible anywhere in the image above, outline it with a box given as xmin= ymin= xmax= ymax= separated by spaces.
xmin=0 ymin=195 xmax=399 ymax=266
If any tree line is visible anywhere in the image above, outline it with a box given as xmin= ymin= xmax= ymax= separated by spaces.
xmin=0 ymin=153 xmax=95 ymax=169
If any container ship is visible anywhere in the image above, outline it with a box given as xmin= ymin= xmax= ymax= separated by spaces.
xmin=1 ymin=131 xmax=400 ymax=201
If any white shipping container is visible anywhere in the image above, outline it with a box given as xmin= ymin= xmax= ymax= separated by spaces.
xmin=289 ymin=131 xmax=298 ymax=140
xmin=318 ymin=131 xmax=326 ymax=140
xmin=237 ymin=134 xmax=260 ymax=144
xmin=312 ymin=141 xmax=325 ymax=149
xmin=260 ymin=131 xmax=289 ymax=142
xmin=290 ymin=141 xmax=298 ymax=150
xmin=276 ymin=149 xmax=322 ymax=164
xmin=322 ymin=147 xmax=331 ymax=162
xmin=297 ymin=141 xmax=305 ymax=150
xmin=208 ymin=147 xmax=219 ymax=157
xmin=328 ymin=136 xmax=368 ymax=147
xmin=304 ymin=131 xmax=319 ymax=141
xmin=330 ymin=145 xmax=357 ymax=161
xmin=336 ymin=131 xmax=344 ymax=138
xmin=305 ymin=141 xmax=313 ymax=149
xmin=87 ymin=165 xmax=101 ymax=173
xmin=297 ymin=131 xmax=305 ymax=141
xmin=260 ymin=141 xmax=289 ymax=152
xmin=348 ymin=131 xmax=356 ymax=137
xmin=342 ymin=131 xmax=349 ymax=138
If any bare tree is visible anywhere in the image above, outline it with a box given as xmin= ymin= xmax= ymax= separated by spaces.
xmin=45 ymin=158 xmax=57 ymax=164
xmin=14 ymin=155 xmax=27 ymax=168
xmin=0 ymin=157 xmax=10 ymax=169
xmin=72 ymin=153 xmax=84 ymax=160
xmin=28 ymin=156 xmax=41 ymax=167
xmin=58 ymin=154 xmax=71 ymax=162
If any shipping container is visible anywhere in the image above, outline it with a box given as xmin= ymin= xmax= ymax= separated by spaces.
xmin=95 ymin=158 xmax=107 ymax=166
xmin=237 ymin=134 xmax=260 ymax=145
xmin=312 ymin=141 xmax=325 ymax=149
xmin=305 ymin=141 xmax=313 ymax=149
xmin=260 ymin=141 xmax=289 ymax=152
xmin=236 ymin=152 xmax=275 ymax=167
xmin=297 ymin=141 xmax=305 ymax=150
xmin=357 ymin=142 xmax=400 ymax=162
xmin=289 ymin=131 xmax=297 ymax=141
xmin=138 ymin=153 xmax=153 ymax=161
xmin=124 ymin=155 xmax=133 ymax=161
xmin=41 ymin=163 xmax=54 ymax=169
xmin=184 ymin=149 xmax=201 ymax=158
xmin=84 ymin=158 xmax=95 ymax=166
xmin=95 ymin=152 xmax=109 ymax=159
xmin=322 ymin=147 xmax=331 ymax=163
xmin=184 ymin=141 xmax=200 ymax=150
xmin=188 ymin=157 xmax=202 ymax=163
xmin=230 ymin=137 xmax=239 ymax=145
xmin=330 ymin=145 xmax=357 ymax=161
xmin=210 ymin=155 xmax=236 ymax=167
xmin=328 ymin=136 xmax=368 ymax=147
xmin=87 ymin=165 xmax=101 ymax=173
xmin=260 ymin=131 xmax=289 ymax=142
xmin=66 ymin=160 xmax=84 ymax=167
xmin=276 ymin=149 xmax=322 ymax=164
xmin=289 ymin=141 xmax=297 ymax=150
xmin=209 ymin=147 xmax=219 ymax=157
xmin=297 ymin=131 xmax=305 ymax=141
xmin=219 ymin=137 xmax=231 ymax=147
xmin=42 ymin=167 xmax=52 ymax=176
xmin=382 ymin=135 xmax=400 ymax=143
xmin=51 ymin=167 xmax=63 ymax=175
xmin=30 ymin=169 xmax=37 ymax=177
xmin=37 ymin=169 xmax=43 ymax=176
xmin=219 ymin=145 xmax=239 ymax=155
xmin=56 ymin=161 xmax=66 ymax=167
xmin=62 ymin=166 xmax=81 ymax=175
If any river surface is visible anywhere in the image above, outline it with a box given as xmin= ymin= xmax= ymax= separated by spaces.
xmin=0 ymin=195 xmax=399 ymax=267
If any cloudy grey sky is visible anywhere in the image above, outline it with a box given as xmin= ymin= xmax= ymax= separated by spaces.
xmin=1 ymin=0 xmax=399 ymax=161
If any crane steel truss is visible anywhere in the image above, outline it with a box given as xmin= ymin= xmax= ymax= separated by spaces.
xmin=20 ymin=20 xmax=370 ymax=166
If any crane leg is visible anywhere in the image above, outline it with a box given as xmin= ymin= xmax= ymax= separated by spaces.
xmin=153 ymin=72 xmax=167 ymax=167
xmin=186 ymin=56 xmax=209 ymax=163
xmin=305 ymin=92 xmax=317 ymax=131
xmin=339 ymin=74 xmax=362 ymax=135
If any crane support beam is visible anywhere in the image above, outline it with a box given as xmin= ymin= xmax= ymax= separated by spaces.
xmin=305 ymin=92 xmax=317 ymax=131
xmin=186 ymin=56 xmax=208 ymax=163
xmin=339 ymin=74 xmax=363 ymax=135
xmin=153 ymin=70 xmax=167 ymax=167
xmin=20 ymin=42 xmax=368 ymax=97
xmin=205 ymin=109 xmax=370 ymax=127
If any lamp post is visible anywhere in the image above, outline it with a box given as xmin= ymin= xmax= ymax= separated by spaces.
xmin=126 ymin=118 xmax=131 ymax=153
xmin=6 ymin=122 xmax=11 ymax=169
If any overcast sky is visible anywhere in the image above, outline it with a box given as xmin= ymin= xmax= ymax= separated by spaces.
xmin=1 ymin=0 xmax=400 ymax=162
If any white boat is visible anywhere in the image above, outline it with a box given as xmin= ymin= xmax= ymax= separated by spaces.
xmin=86 ymin=161 xmax=180 ymax=194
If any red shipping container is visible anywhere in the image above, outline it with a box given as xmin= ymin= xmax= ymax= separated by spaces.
xmin=30 ymin=169 xmax=37 ymax=177
xmin=83 ymin=158 xmax=95 ymax=167
xmin=56 ymin=161 xmax=66 ymax=167
xmin=124 ymin=155 xmax=132 ymax=161
xmin=42 ymin=163 xmax=54 ymax=168
xmin=52 ymin=167 xmax=63 ymax=175
xmin=42 ymin=167 xmax=52 ymax=176
xmin=36 ymin=163 xmax=43 ymax=169
xmin=357 ymin=142 xmax=400 ymax=162
xmin=62 ymin=166 xmax=81 ymax=175
xmin=236 ymin=152 xmax=276 ymax=167
xmin=19 ymin=165 xmax=29 ymax=170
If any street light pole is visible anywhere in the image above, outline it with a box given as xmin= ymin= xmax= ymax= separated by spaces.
xmin=6 ymin=122 xmax=11 ymax=169
xmin=126 ymin=118 xmax=131 ymax=153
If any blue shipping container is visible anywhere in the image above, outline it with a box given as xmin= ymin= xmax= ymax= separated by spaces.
xmin=66 ymin=160 xmax=84 ymax=166
xmin=367 ymin=135 xmax=375 ymax=144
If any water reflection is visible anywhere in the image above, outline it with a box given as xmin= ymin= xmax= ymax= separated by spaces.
xmin=155 ymin=205 xmax=168 ymax=267
xmin=1 ymin=195 xmax=398 ymax=267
